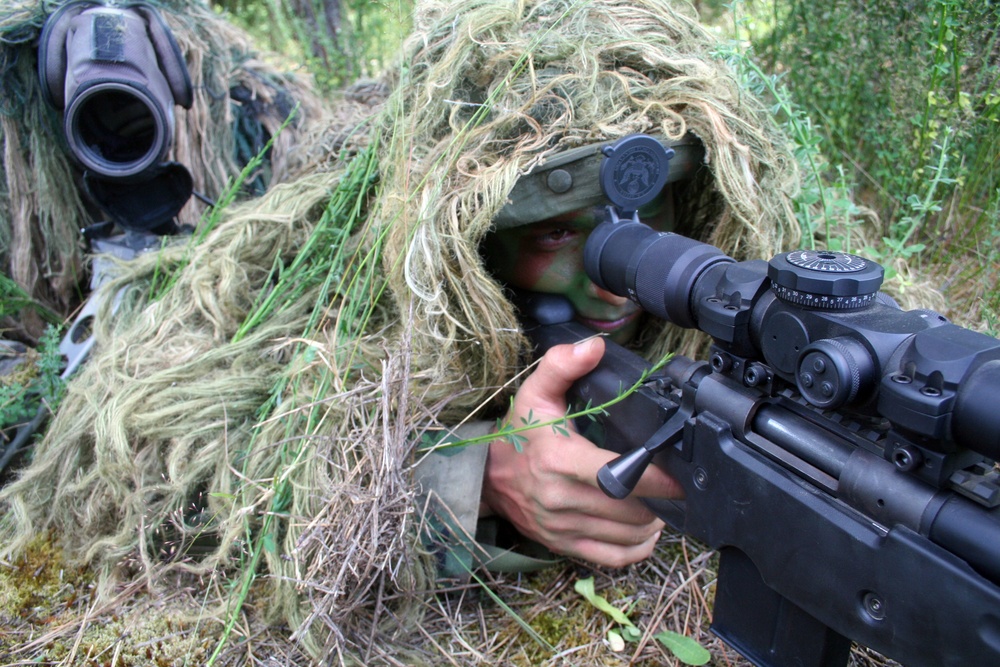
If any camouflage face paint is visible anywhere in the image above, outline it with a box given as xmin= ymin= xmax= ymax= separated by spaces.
xmin=483 ymin=193 xmax=674 ymax=344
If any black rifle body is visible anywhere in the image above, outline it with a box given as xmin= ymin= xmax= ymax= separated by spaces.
xmin=529 ymin=318 xmax=1000 ymax=667
xmin=517 ymin=134 xmax=1000 ymax=666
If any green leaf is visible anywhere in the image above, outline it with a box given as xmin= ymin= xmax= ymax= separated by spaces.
xmin=574 ymin=577 xmax=635 ymax=628
xmin=271 ymin=483 xmax=292 ymax=513
xmin=262 ymin=531 xmax=278 ymax=554
xmin=653 ymin=630 xmax=711 ymax=666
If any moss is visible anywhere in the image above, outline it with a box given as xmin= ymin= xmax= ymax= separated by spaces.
xmin=529 ymin=610 xmax=600 ymax=654
xmin=0 ymin=534 xmax=84 ymax=656
xmin=0 ymin=533 xmax=81 ymax=615
xmin=0 ymin=534 xmax=254 ymax=665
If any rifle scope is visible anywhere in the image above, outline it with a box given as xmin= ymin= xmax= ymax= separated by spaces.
xmin=586 ymin=135 xmax=1000 ymax=464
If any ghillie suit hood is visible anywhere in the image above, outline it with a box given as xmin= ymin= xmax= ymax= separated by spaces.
xmin=0 ymin=0 xmax=337 ymax=340
xmin=1 ymin=0 xmax=800 ymax=661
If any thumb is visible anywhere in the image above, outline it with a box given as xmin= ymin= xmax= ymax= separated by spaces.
xmin=516 ymin=337 xmax=606 ymax=416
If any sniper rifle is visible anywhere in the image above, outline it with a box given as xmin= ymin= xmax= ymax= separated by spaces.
xmin=520 ymin=135 xmax=1000 ymax=667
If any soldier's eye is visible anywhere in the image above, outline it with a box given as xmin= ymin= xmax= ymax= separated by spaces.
xmin=534 ymin=228 xmax=577 ymax=249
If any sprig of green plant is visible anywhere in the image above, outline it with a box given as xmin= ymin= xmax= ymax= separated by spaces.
xmin=0 ymin=273 xmax=61 ymax=325
xmin=34 ymin=325 xmax=68 ymax=409
xmin=418 ymin=350 xmax=672 ymax=454
xmin=863 ymin=130 xmax=956 ymax=275
xmin=575 ymin=576 xmax=710 ymax=665
xmin=0 ymin=325 xmax=68 ymax=433
xmin=906 ymin=0 xmax=963 ymax=200
xmin=495 ymin=403 xmax=589 ymax=452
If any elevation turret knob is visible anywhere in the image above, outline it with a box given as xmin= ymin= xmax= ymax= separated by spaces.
xmin=767 ymin=250 xmax=884 ymax=311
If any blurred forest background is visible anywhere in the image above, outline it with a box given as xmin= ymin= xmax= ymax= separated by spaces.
xmin=218 ymin=0 xmax=998 ymax=329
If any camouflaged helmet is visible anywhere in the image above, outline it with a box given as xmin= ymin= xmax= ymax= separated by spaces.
xmin=494 ymin=134 xmax=705 ymax=230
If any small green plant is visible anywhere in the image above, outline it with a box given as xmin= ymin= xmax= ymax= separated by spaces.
xmin=575 ymin=576 xmax=711 ymax=665
xmin=0 ymin=325 xmax=67 ymax=434
xmin=717 ymin=1 xmax=867 ymax=250
xmin=0 ymin=370 xmax=37 ymax=429
xmin=862 ymin=131 xmax=958 ymax=279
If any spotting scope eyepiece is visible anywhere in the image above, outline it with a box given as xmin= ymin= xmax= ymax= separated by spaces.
xmin=38 ymin=1 xmax=195 ymax=231
xmin=39 ymin=1 xmax=194 ymax=180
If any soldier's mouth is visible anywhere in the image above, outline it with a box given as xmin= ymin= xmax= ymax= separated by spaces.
xmin=575 ymin=310 xmax=640 ymax=333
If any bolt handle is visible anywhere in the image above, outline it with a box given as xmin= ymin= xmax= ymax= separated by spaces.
xmin=596 ymin=394 xmax=691 ymax=499
xmin=598 ymin=448 xmax=655 ymax=499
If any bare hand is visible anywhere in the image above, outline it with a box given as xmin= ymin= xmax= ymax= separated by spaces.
xmin=480 ymin=337 xmax=684 ymax=567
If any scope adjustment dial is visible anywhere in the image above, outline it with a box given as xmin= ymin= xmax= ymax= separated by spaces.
xmin=767 ymin=250 xmax=884 ymax=311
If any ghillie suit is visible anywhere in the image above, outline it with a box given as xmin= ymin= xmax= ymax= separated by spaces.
xmin=0 ymin=0 xmax=339 ymax=341
xmin=1 ymin=0 xmax=802 ymax=662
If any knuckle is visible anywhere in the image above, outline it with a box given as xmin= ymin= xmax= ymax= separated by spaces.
xmin=604 ymin=551 xmax=637 ymax=569
xmin=535 ymin=447 xmax=566 ymax=473
xmin=634 ymin=527 xmax=659 ymax=546
xmin=534 ymin=486 xmax=569 ymax=512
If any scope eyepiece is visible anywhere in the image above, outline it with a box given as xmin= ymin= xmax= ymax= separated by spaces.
xmin=584 ymin=219 xmax=732 ymax=329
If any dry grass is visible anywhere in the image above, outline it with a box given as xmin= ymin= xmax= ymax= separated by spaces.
xmin=1 ymin=532 xmax=903 ymax=666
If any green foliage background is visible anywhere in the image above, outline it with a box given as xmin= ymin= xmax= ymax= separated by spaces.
xmin=720 ymin=0 xmax=998 ymax=329
xmin=214 ymin=0 xmax=413 ymax=90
